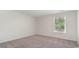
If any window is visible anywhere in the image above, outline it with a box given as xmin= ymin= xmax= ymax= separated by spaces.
xmin=53 ymin=16 xmax=66 ymax=33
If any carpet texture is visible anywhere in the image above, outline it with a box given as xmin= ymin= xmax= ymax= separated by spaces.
xmin=0 ymin=35 xmax=78 ymax=48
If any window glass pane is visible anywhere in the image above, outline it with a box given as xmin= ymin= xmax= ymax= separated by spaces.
xmin=55 ymin=17 xmax=65 ymax=32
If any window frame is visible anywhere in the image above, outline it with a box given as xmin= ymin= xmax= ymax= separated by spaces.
xmin=53 ymin=16 xmax=67 ymax=33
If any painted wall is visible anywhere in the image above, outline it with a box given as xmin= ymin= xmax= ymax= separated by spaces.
xmin=36 ymin=11 xmax=77 ymax=41
xmin=0 ymin=11 xmax=35 ymax=43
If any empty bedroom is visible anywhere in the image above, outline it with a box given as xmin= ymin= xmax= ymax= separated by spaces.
xmin=0 ymin=10 xmax=78 ymax=48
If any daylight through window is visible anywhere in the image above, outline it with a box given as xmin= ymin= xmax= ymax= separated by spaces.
xmin=54 ymin=16 xmax=66 ymax=33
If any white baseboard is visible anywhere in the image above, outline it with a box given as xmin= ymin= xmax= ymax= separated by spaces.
xmin=0 ymin=34 xmax=77 ymax=44
xmin=36 ymin=34 xmax=77 ymax=41
xmin=0 ymin=34 xmax=35 ymax=43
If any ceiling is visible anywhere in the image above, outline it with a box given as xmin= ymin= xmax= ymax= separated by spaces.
xmin=16 ymin=10 xmax=71 ymax=17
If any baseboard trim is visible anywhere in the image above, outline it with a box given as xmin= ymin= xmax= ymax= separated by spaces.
xmin=35 ymin=34 xmax=77 ymax=42
xmin=0 ymin=34 xmax=35 ymax=44
xmin=0 ymin=34 xmax=77 ymax=44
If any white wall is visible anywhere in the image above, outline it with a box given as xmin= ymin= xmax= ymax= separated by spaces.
xmin=36 ymin=11 xmax=77 ymax=41
xmin=0 ymin=11 xmax=35 ymax=43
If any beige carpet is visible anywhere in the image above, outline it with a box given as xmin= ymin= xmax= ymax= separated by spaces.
xmin=0 ymin=35 xmax=78 ymax=48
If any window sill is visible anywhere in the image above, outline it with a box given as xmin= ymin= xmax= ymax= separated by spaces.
xmin=53 ymin=31 xmax=67 ymax=33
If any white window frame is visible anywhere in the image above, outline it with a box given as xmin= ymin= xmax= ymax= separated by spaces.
xmin=53 ymin=16 xmax=67 ymax=33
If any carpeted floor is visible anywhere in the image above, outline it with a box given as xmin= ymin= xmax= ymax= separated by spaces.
xmin=0 ymin=35 xmax=78 ymax=48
